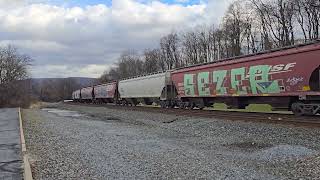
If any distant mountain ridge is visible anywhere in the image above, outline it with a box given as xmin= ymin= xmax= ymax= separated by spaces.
xmin=31 ymin=77 xmax=98 ymax=87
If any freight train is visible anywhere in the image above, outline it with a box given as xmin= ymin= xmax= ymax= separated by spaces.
xmin=72 ymin=41 xmax=320 ymax=116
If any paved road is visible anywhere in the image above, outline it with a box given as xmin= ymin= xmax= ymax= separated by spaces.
xmin=0 ymin=108 xmax=23 ymax=180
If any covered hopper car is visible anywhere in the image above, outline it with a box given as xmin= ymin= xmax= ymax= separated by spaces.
xmin=72 ymin=82 xmax=118 ymax=103
xmin=79 ymin=86 xmax=94 ymax=102
xmin=72 ymin=41 xmax=320 ymax=116
xmin=170 ymin=41 xmax=320 ymax=115
xmin=94 ymin=82 xmax=118 ymax=103
xmin=72 ymin=90 xmax=81 ymax=101
xmin=118 ymin=72 xmax=175 ymax=106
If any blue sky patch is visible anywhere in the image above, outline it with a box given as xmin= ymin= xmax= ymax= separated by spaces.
xmin=42 ymin=0 xmax=203 ymax=7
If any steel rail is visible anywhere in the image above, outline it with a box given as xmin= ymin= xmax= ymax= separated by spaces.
xmin=66 ymin=102 xmax=320 ymax=128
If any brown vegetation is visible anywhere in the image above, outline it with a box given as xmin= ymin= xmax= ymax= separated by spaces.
xmin=33 ymin=78 xmax=79 ymax=102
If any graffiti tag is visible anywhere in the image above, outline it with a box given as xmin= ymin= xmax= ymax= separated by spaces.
xmin=183 ymin=63 xmax=296 ymax=96
xmin=287 ymin=77 xmax=304 ymax=86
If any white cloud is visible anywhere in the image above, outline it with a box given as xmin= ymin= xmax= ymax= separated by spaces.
xmin=30 ymin=64 xmax=113 ymax=78
xmin=0 ymin=0 xmax=232 ymax=78
xmin=201 ymin=0 xmax=235 ymax=26
xmin=0 ymin=0 xmax=25 ymax=6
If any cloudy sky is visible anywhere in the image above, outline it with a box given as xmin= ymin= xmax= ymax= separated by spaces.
xmin=0 ymin=0 xmax=233 ymax=78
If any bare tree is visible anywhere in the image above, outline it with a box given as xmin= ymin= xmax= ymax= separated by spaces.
xmin=0 ymin=45 xmax=31 ymax=84
xmin=293 ymin=0 xmax=320 ymax=41
xmin=181 ymin=25 xmax=218 ymax=65
xmin=143 ymin=49 xmax=163 ymax=73
xmin=100 ymin=50 xmax=145 ymax=81
xmin=223 ymin=1 xmax=245 ymax=57
xmin=251 ymin=0 xmax=296 ymax=47
xmin=100 ymin=68 xmax=120 ymax=83
xmin=160 ymin=32 xmax=181 ymax=69
xmin=182 ymin=30 xmax=199 ymax=65
xmin=0 ymin=45 xmax=32 ymax=107
xmin=117 ymin=50 xmax=144 ymax=78
xmin=32 ymin=78 xmax=84 ymax=102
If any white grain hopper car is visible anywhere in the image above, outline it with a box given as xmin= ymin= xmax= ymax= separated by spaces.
xmin=81 ymin=86 xmax=93 ymax=102
xmin=118 ymin=71 xmax=176 ymax=106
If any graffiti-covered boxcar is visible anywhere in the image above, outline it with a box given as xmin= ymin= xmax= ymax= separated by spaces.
xmin=94 ymin=82 xmax=118 ymax=103
xmin=170 ymin=42 xmax=320 ymax=115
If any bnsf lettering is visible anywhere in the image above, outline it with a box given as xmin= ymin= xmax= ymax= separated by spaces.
xmin=270 ymin=63 xmax=296 ymax=73
xmin=183 ymin=64 xmax=294 ymax=96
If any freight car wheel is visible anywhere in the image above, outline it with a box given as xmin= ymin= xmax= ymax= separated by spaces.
xmin=165 ymin=101 xmax=175 ymax=109
xmin=291 ymin=102 xmax=305 ymax=116
xmin=188 ymin=102 xmax=195 ymax=110
xmin=160 ymin=101 xmax=166 ymax=108
xmin=165 ymin=101 xmax=170 ymax=108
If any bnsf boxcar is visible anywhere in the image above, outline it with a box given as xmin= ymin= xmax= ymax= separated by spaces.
xmin=94 ymin=82 xmax=118 ymax=103
xmin=118 ymin=72 xmax=176 ymax=106
xmin=171 ymin=42 xmax=320 ymax=115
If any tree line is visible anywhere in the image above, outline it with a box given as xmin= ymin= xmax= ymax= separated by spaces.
xmin=31 ymin=78 xmax=98 ymax=102
xmin=0 ymin=45 xmax=32 ymax=107
xmin=31 ymin=78 xmax=79 ymax=102
xmin=0 ymin=44 xmax=98 ymax=104
xmin=100 ymin=0 xmax=320 ymax=82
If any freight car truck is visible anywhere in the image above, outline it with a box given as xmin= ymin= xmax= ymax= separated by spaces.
xmin=170 ymin=41 xmax=320 ymax=115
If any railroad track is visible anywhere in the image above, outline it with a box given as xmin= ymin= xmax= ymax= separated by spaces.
xmin=66 ymin=102 xmax=320 ymax=128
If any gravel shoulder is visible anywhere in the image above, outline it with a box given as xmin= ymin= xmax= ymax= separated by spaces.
xmin=23 ymin=103 xmax=320 ymax=179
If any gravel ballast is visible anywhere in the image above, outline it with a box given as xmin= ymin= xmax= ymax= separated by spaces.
xmin=23 ymin=103 xmax=320 ymax=179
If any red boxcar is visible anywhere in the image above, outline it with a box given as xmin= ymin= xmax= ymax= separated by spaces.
xmin=171 ymin=41 xmax=320 ymax=115
xmin=93 ymin=82 xmax=118 ymax=103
